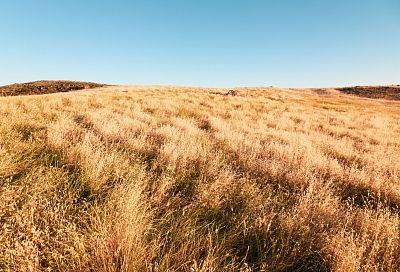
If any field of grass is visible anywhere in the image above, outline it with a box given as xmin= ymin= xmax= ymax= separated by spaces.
xmin=1 ymin=85 xmax=400 ymax=271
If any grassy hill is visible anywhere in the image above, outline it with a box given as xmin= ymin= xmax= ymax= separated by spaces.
xmin=0 ymin=80 xmax=106 ymax=96
xmin=0 ymin=85 xmax=399 ymax=271
xmin=336 ymin=85 xmax=400 ymax=100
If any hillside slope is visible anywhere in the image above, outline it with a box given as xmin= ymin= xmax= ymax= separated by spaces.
xmin=0 ymin=80 xmax=106 ymax=96
xmin=0 ymin=86 xmax=399 ymax=271
xmin=336 ymin=85 xmax=400 ymax=100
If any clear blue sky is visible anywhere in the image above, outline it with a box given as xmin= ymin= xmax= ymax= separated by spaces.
xmin=1 ymin=0 xmax=399 ymax=87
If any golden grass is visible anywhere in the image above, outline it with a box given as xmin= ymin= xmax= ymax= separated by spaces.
xmin=0 ymin=85 xmax=400 ymax=271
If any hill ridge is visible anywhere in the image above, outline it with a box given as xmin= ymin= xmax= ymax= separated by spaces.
xmin=0 ymin=80 xmax=107 ymax=96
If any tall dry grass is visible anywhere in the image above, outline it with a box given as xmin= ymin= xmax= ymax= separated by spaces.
xmin=0 ymin=86 xmax=399 ymax=271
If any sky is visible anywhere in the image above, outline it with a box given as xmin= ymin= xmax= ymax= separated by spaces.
xmin=0 ymin=0 xmax=399 ymax=87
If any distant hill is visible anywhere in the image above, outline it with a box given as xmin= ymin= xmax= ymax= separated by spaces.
xmin=2 ymin=81 xmax=400 ymax=101
xmin=336 ymin=85 xmax=400 ymax=100
xmin=0 ymin=80 xmax=107 ymax=96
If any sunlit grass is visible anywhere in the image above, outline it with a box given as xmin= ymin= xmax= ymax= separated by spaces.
xmin=0 ymin=86 xmax=399 ymax=271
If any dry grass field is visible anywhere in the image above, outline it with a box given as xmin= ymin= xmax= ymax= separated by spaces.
xmin=0 ymin=85 xmax=400 ymax=271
